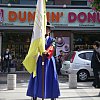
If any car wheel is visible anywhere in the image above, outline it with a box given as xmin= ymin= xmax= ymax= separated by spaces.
xmin=77 ymin=70 xmax=89 ymax=82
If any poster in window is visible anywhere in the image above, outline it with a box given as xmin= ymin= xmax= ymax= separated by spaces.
xmin=56 ymin=37 xmax=70 ymax=56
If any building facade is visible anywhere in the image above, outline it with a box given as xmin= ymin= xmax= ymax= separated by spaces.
xmin=0 ymin=0 xmax=100 ymax=71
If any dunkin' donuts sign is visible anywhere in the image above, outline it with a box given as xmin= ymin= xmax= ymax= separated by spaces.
xmin=1 ymin=8 xmax=100 ymax=26
xmin=8 ymin=11 xmax=100 ymax=23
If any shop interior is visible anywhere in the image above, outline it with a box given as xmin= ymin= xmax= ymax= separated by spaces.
xmin=2 ymin=31 xmax=32 ymax=71
xmin=73 ymin=32 xmax=100 ymax=50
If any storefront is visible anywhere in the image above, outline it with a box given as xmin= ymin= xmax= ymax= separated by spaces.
xmin=0 ymin=5 xmax=100 ymax=71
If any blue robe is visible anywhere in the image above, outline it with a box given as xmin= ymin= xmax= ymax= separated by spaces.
xmin=27 ymin=37 xmax=60 ymax=98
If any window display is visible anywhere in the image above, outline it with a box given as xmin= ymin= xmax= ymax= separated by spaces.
xmin=74 ymin=34 xmax=100 ymax=50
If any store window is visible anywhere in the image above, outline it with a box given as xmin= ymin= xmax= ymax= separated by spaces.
xmin=74 ymin=33 xmax=100 ymax=50
xmin=2 ymin=0 xmax=20 ymax=4
xmin=71 ymin=0 xmax=87 ymax=5
xmin=2 ymin=32 xmax=31 ymax=71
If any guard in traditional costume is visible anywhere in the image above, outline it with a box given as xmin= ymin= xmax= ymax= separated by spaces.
xmin=27 ymin=22 xmax=60 ymax=100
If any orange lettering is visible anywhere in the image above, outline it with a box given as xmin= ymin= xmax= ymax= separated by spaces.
xmin=28 ymin=12 xmax=35 ymax=22
xmin=52 ymin=12 xmax=60 ymax=22
xmin=8 ymin=11 xmax=17 ymax=22
xmin=47 ymin=12 xmax=50 ymax=22
xmin=8 ymin=11 xmax=63 ymax=23
xmin=18 ymin=11 xmax=26 ymax=22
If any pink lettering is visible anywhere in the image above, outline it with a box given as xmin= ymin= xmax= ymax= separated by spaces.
xmin=68 ymin=12 xmax=76 ymax=23
xmin=88 ymin=12 xmax=96 ymax=23
xmin=97 ymin=12 xmax=100 ymax=22
xmin=68 ymin=12 xmax=100 ymax=23
xmin=78 ymin=12 xmax=87 ymax=23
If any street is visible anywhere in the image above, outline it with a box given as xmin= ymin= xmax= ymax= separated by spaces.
xmin=0 ymin=75 xmax=100 ymax=100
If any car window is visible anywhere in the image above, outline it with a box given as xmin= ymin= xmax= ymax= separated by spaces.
xmin=85 ymin=52 xmax=93 ymax=61
xmin=78 ymin=52 xmax=93 ymax=61
xmin=78 ymin=53 xmax=85 ymax=59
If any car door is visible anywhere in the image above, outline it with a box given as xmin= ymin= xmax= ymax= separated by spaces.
xmin=73 ymin=52 xmax=86 ymax=70
xmin=84 ymin=52 xmax=93 ymax=76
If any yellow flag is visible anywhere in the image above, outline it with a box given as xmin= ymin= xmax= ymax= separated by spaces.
xmin=23 ymin=0 xmax=47 ymax=77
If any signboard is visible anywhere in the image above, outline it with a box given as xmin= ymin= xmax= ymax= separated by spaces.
xmin=0 ymin=7 xmax=100 ymax=27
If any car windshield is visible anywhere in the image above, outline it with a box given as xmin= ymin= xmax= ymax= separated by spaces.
xmin=64 ymin=51 xmax=74 ymax=61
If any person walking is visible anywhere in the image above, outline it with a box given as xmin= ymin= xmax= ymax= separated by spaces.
xmin=26 ymin=22 xmax=60 ymax=100
xmin=91 ymin=41 xmax=100 ymax=88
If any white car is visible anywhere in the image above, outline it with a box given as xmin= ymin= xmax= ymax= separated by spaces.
xmin=61 ymin=50 xmax=94 ymax=81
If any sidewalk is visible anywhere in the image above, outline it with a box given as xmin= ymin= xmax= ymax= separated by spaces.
xmin=0 ymin=71 xmax=30 ymax=84
xmin=0 ymin=80 xmax=100 ymax=100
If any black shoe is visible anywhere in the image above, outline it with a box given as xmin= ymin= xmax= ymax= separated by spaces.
xmin=51 ymin=99 xmax=56 ymax=100
xmin=31 ymin=97 xmax=37 ymax=100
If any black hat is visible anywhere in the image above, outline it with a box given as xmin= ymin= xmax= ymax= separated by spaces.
xmin=46 ymin=22 xmax=54 ymax=28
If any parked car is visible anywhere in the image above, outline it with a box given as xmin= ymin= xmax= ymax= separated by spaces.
xmin=60 ymin=50 xmax=94 ymax=81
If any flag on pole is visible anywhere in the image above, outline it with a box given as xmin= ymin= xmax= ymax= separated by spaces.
xmin=23 ymin=0 xmax=47 ymax=77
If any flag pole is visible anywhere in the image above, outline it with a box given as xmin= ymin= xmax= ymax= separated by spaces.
xmin=42 ymin=54 xmax=45 ymax=100
xmin=42 ymin=0 xmax=47 ymax=99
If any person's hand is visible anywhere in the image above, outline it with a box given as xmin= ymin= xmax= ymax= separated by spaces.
xmin=43 ymin=50 xmax=48 ymax=55
xmin=43 ymin=50 xmax=49 ymax=57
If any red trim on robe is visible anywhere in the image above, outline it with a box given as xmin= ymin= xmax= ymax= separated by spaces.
xmin=46 ymin=46 xmax=54 ymax=59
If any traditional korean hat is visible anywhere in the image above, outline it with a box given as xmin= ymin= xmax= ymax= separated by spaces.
xmin=46 ymin=22 xmax=54 ymax=28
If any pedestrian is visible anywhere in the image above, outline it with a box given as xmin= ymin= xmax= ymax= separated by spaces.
xmin=56 ymin=50 xmax=63 ymax=74
xmin=56 ymin=50 xmax=65 ymax=75
xmin=58 ymin=50 xmax=65 ymax=64
xmin=56 ymin=55 xmax=62 ymax=75
xmin=91 ymin=41 xmax=100 ymax=88
xmin=3 ymin=48 xmax=12 ymax=73
xmin=59 ymin=50 xmax=64 ymax=61
xmin=27 ymin=22 xmax=60 ymax=100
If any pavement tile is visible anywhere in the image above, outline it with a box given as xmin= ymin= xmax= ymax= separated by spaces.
xmin=0 ymin=82 xmax=100 ymax=100
xmin=0 ymin=74 xmax=100 ymax=100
